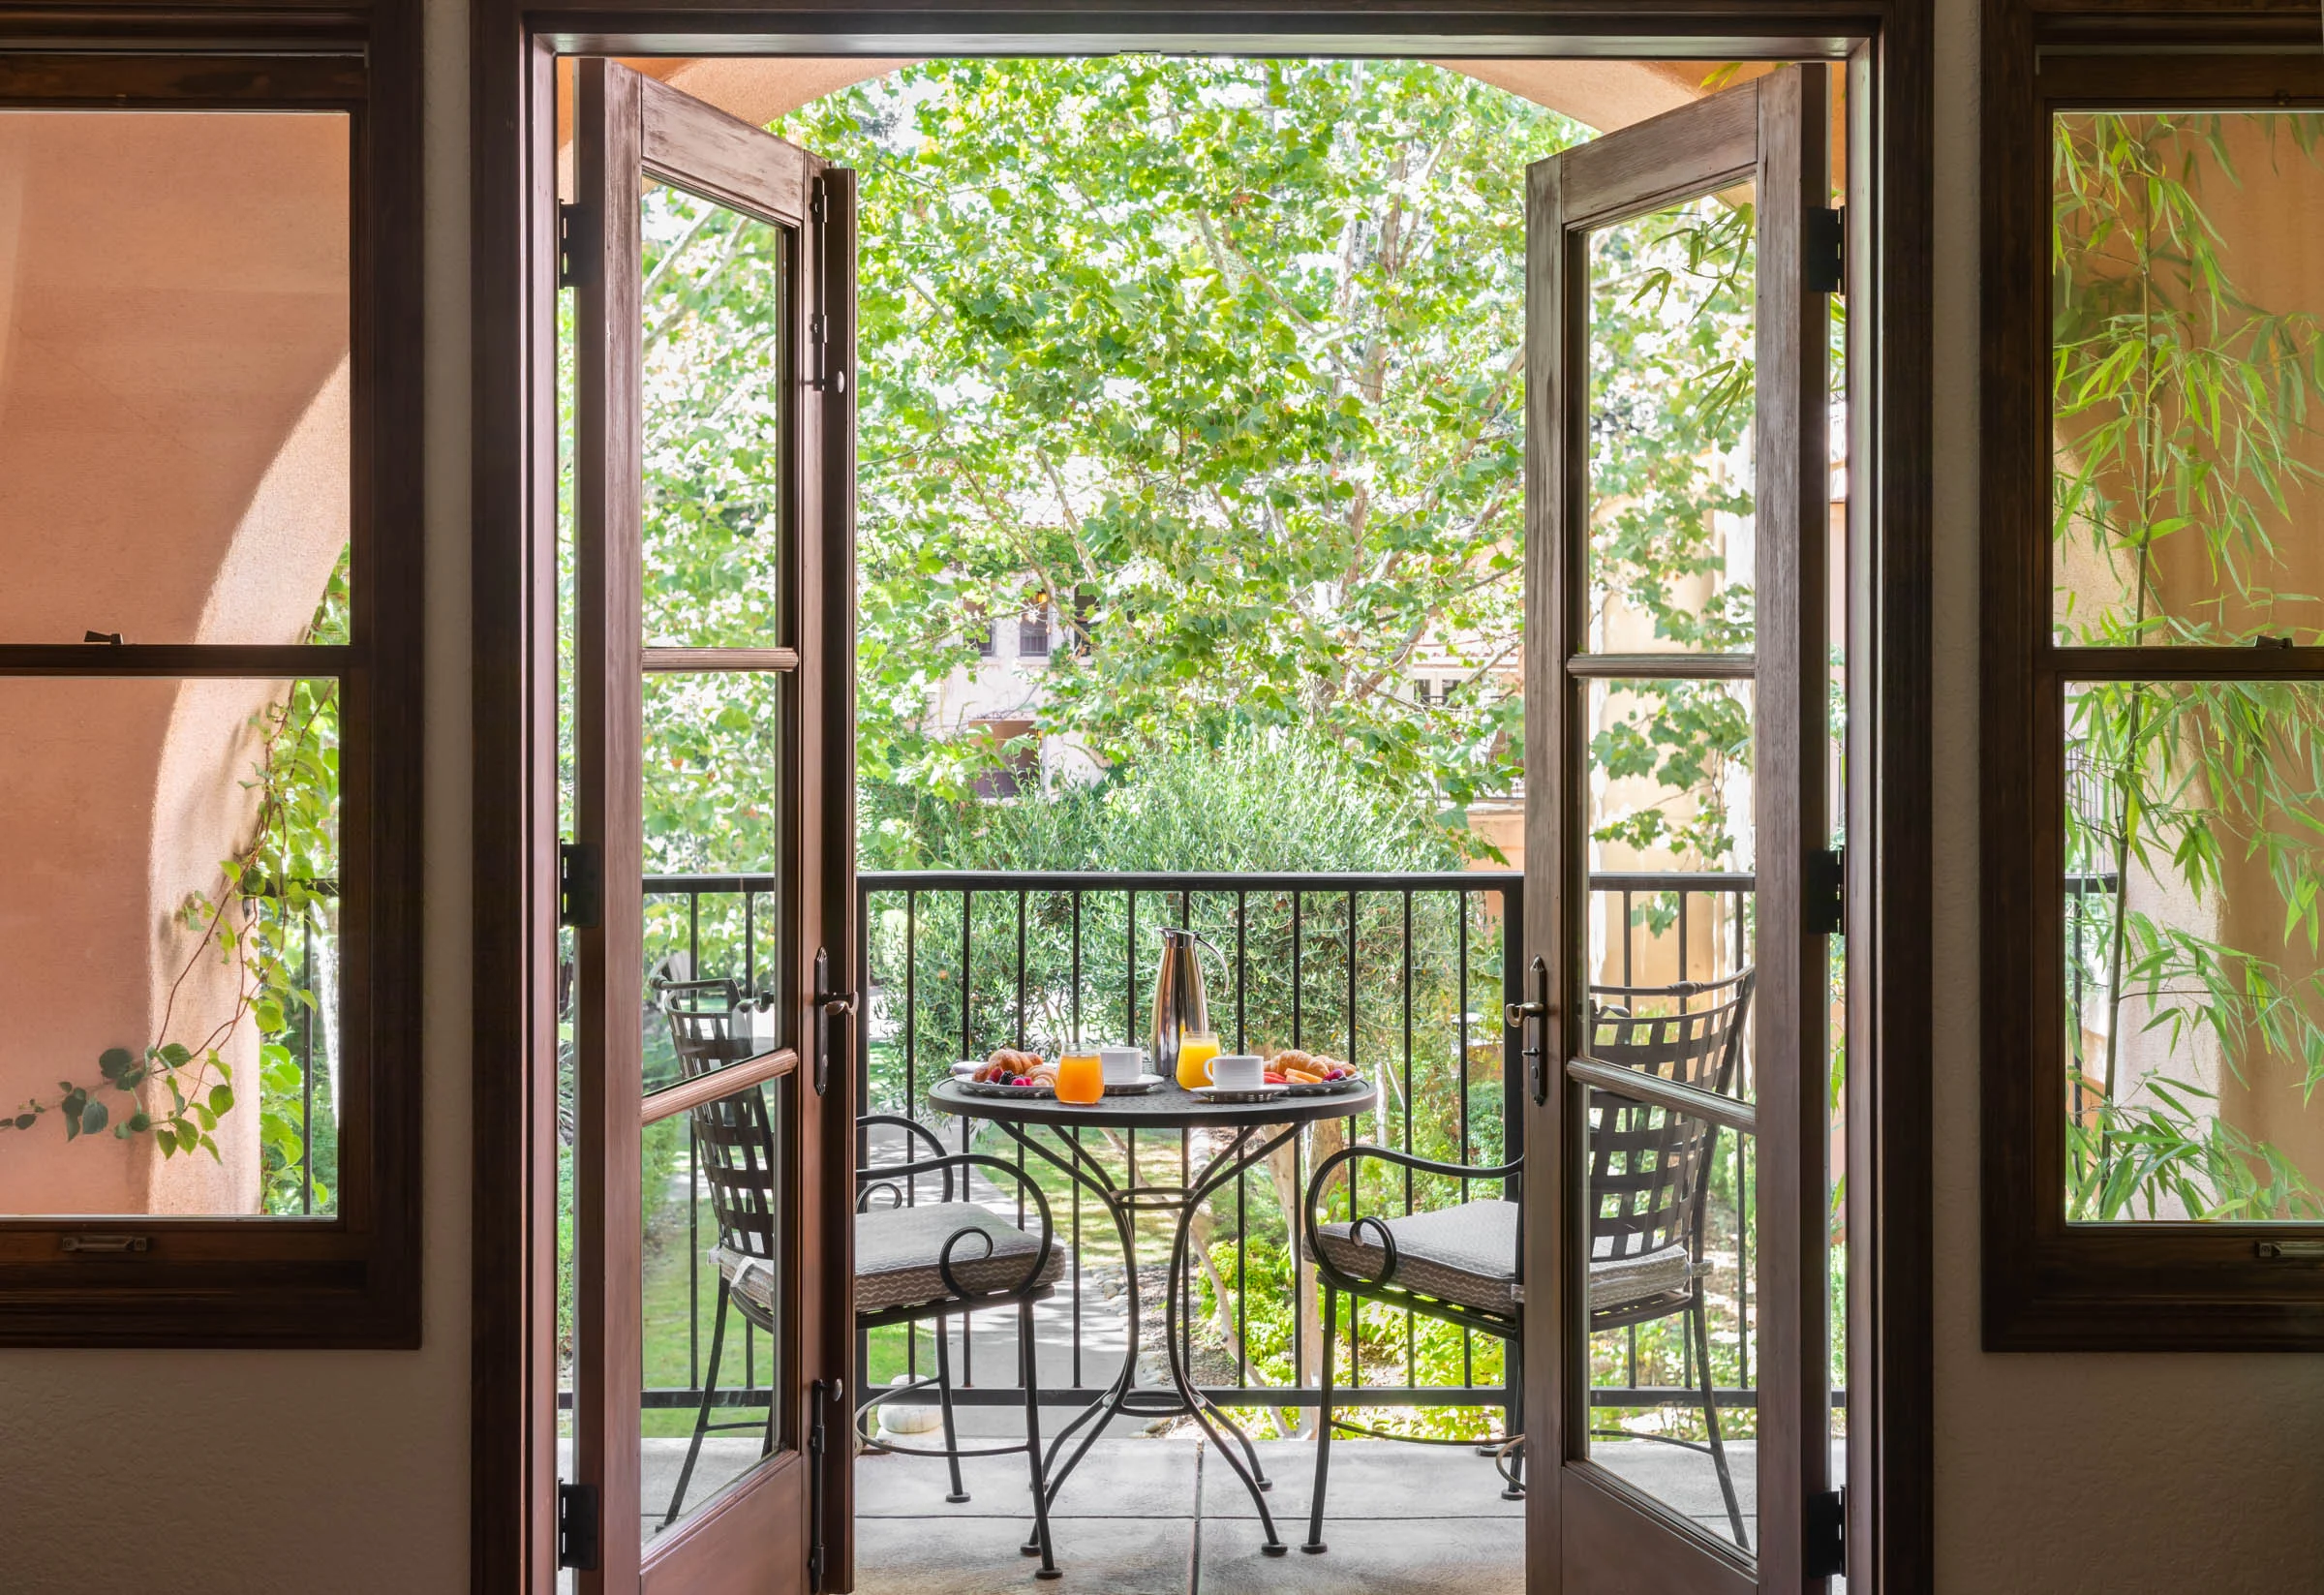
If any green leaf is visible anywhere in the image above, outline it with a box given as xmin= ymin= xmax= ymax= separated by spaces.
xmin=79 ymin=1099 xmax=107 ymax=1136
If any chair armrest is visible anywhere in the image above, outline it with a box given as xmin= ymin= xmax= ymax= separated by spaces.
xmin=856 ymin=1113 xmax=956 ymax=1205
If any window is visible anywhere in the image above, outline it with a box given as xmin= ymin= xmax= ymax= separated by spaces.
xmin=1983 ymin=45 xmax=2324 ymax=1348
xmin=1019 ymin=605 xmax=1051 ymax=659
xmin=0 ymin=50 xmax=422 ymax=1345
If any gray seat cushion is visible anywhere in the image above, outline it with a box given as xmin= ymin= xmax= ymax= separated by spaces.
xmin=1309 ymin=1200 xmax=1700 ymax=1315
xmin=1311 ymin=1199 xmax=1521 ymax=1312
xmin=1587 ymin=1242 xmax=1701 ymax=1311
xmin=849 ymin=1203 xmax=1062 ymax=1313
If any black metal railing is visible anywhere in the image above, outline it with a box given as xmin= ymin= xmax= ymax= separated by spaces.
xmin=612 ymin=866 xmax=1784 ymax=1435
xmin=856 ymin=870 xmax=1524 ymax=1422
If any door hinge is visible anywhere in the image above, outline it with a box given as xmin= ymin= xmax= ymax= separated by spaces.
xmin=1806 ymin=845 xmax=1845 ymax=936
xmin=1806 ymin=1487 xmax=1846 ymax=1580
xmin=558 ymin=842 xmax=602 ymax=930
xmin=558 ymin=202 xmax=591 ymax=290
xmin=556 ymin=1481 xmax=600 ymax=1572
xmin=1807 ymin=204 xmax=1845 ymax=296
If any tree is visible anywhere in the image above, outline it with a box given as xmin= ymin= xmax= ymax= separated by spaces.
xmin=772 ymin=57 xmax=1580 ymax=847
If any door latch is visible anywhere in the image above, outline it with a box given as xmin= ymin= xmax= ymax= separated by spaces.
xmin=1505 ymin=956 xmax=1549 ymax=1105
xmin=812 ymin=946 xmax=857 ymax=1098
xmin=808 ymin=1376 xmax=844 ymax=1589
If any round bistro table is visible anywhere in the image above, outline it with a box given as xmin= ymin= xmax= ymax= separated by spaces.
xmin=929 ymin=1075 xmax=1379 ymax=1556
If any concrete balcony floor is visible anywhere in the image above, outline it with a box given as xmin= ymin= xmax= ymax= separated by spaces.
xmin=845 ymin=1433 xmax=1761 ymax=1593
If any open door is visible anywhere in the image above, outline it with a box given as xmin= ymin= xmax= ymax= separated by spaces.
xmin=1519 ymin=65 xmax=1835 ymax=1593
xmin=569 ymin=59 xmax=858 ymax=1595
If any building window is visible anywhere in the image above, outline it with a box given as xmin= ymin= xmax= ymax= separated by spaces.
xmin=0 ymin=51 xmax=423 ymax=1345
xmin=1019 ymin=607 xmax=1051 ymax=659
xmin=1982 ymin=42 xmax=2324 ymax=1348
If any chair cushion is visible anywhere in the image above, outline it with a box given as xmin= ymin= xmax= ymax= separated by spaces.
xmin=1587 ymin=1242 xmax=1702 ymax=1311
xmin=850 ymin=1203 xmax=1062 ymax=1313
xmin=1311 ymin=1199 xmax=1521 ymax=1312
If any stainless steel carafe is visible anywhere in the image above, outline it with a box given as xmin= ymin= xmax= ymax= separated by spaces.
xmin=1149 ymin=927 xmax=1224 ymax=1077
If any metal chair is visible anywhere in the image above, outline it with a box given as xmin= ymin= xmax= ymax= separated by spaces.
xmin=1581 ymin=968 xmax=1754 ymax=1549
xmin=654 ymin=984 xmax=1065 ymax=1577
xmin=1299 ymin=967 xmax=1754 ymax=1555
xmin=1300 ymin=1141 xmax=1525 ymax=1555
xmin=851 ymin=1116 xmax=1066 ymax=1580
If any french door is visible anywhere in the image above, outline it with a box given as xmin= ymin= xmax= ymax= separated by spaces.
xmin=568 ymin=59 xmax=858 ymax=1595
xmin=1519 ymin=65 xmax=1837 ymax=1592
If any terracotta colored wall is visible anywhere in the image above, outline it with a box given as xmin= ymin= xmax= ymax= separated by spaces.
xmin=0 ymin=111 xmax=351 ymax=1214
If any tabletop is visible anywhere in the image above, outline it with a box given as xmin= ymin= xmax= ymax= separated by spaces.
xmin=928 ymin=1076 xmax=1379 ymax=1133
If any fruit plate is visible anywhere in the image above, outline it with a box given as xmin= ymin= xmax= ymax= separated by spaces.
xmin=956 ymin=1079 xmax=1056 ymax=1099
xmin=1282 ymin=1075 xmax=1367 ymax=1097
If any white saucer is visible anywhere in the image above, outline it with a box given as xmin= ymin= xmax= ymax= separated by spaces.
xmin=1188 ymin=1082 xmax=1290 ymax=1101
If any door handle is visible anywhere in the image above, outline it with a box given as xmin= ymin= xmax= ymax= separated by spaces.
xmin=1505 ymin=956 xmax=1550 ymax=1105
xmin=812 ymin=946 xmax=856 ymax=1098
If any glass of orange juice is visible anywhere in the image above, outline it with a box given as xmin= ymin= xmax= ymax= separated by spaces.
xmin=1056 ymin=1049 xmax=1104 ymax=1104
xmin=1175 ymin=1030 xmax=1222 ymax=1091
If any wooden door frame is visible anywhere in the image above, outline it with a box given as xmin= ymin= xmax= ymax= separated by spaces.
xmin=469 ymin=9 xmax=1935 ymax=1591
xmin=1526 ymin=64 xmax=1831 ymax=1594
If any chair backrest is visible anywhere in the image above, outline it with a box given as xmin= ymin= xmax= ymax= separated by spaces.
xmin=1582 ymin=969 xmax=1755 ymax=1270
xmin=657 ymin=979 xmax=777 ymax=1261
xmin=658 ymin=977 xmax=752 ymax=1078
xmin=690 ymin=1087 xmax=780 ymax=1264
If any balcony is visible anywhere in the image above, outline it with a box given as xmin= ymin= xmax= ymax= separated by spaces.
xmin=535 ymin=865 xmax=1777 ymax=1584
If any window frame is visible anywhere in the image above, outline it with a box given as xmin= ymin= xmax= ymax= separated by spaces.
xmin=0 ymin=42 xmax=424 ymax=1348
xmin=1980 ymin=22 xmax=2324 ymax=1351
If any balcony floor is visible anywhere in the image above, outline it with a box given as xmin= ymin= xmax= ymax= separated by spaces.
xmin=848 ymin=1434 xmax=1760 ymax=1592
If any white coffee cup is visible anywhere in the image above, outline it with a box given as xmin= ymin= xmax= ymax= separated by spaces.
xmin=1205 ymin=1053 xmax=1266 ymax=1089
xmin=1099 ymin=1047 xmax=1147 ymax=1085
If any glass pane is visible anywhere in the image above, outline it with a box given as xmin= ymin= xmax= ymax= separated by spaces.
xmin=643 ymin=669 xmax=788 ymax=874
xmin=0 ymin=675 xmax=341 ymax=1216
xmin=2052 ymin=112 xmax=2324 ymax=646
xmin=1585 ymin=188 xmax=1757 ymax=654
xmin=644 ymin=886 xmax=785 ymax=1097
xmin=642 ymin=1076 xmax=789 ymax=1545
xmin=0 ymin=110 xmax=352 ymax=645
xmin=640 ymin=184 xmax=791 ymax=652
xmin=1581 ymin=669 xmax=1758 ymax=1547
xmin=2063 ymin=679 xmax=2324 ymax=1221
xmin=1583 ymin=677 xmax=1756 ymax=890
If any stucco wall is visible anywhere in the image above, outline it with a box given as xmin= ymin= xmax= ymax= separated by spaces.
xmin=1927 ymin=1 xmax=2324 ymax=1589
xmin=0 ymin=0 xmax=471 ymax=1586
